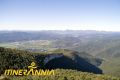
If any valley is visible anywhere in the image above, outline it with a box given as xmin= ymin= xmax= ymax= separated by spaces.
xmin=0 ymin=30 xmax=120 ymax=79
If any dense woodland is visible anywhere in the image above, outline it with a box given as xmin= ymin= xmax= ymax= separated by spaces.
xmin=0 ymin=47 xmax=120 ymax=80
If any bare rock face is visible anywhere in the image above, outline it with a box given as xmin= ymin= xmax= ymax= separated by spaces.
xmin=44 ymin=53 xmax=63 ymax=65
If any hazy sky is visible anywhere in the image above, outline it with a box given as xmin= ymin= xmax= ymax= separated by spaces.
xmin=0 ymin=0 xmax=120 ymax=31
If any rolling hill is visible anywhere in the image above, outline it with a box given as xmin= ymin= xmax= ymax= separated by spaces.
xmin=0 ymin=47 xmax=119 ymax=80
xmin=0 ymin=47 xmax=102 ymax=75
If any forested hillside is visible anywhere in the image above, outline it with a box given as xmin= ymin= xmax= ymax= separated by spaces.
xmin=0 ymin=47 xmax=120 ymax=80
xmin=0 ymin=47 xmax=102 ymax=74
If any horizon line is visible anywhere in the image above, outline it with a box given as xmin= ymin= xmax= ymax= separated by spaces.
xmin=0 ymin=29 xmax=120 ymax=32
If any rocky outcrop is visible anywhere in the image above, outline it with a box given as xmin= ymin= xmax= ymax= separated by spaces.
xmin=44 ymin=53 xmax=63 ymax=65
